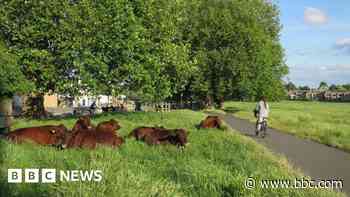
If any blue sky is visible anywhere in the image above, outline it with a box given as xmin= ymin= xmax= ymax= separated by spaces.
xmin=277 ymin=0 xmax=350 ymax=87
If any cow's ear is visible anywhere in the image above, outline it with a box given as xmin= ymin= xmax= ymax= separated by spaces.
xmin=50 ymin=130 xmax=56 ymax=134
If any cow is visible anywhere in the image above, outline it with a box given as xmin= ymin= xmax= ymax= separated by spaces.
xmin=65 ymin=130 xmax=124 ymax=149
xmin=65 ymin=121 xmax=124 ymax=149
xmin=72 ymin=116 xmax=94 ymax=132
xmin=129 ymin=126 xmax=188 ymax=147
xmin=96 ymin=119 xmax=121 ymax=134
xmin=5 ymin=125 xmax=68 ymax=146
xmin=144 ymin=128 xmax=188 ymax=147
xmin=128 ymin=127 xmax=164 ymax=140
xmin=199 ymin=116 xmax=222 ymax=129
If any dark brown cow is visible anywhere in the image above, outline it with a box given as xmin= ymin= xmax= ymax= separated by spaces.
xmin=130 ymin=126 xmax=188 ymax=147
xmin=96 ymin=119 xmax=121 ymax=134
xmin=128 ymin=127 xmax=164 ymax=140
xmin=199 ymin=116 xmax=222 ymax=129
xmin=6 ymin=125 xmax=68 ymax=146
xmin=144 ymin=128 xmax=188 ymax=147
xmin=72 ymin=116 xmax=94 ymax=132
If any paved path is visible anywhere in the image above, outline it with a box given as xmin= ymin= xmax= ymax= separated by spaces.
xmin=220 ymin=114 xmax=350 ymax=195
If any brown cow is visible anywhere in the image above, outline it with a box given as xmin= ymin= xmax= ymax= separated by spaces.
xmin=6 ymin=125 xmax=68 ymax=146
xmin=65 ymin=128 xmax=124 ymax=149
xmin=72 ymin=116 xmax=94 ymax=132
xmin=64 ymin=116 xmax=124 ymax=149
xmin=130 ymin=126 xmax=188 ymax=147
xmin=96 ymin=119 xmax=121 ymax=134
xmin=144 ymin=128 xmax=188 ymax=147
xmin=128 ymin=127 xmax=165 ymax=140
xmin=199 ymin=116 xmax=222 ymax=129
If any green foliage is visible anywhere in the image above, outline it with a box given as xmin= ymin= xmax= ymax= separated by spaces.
xmin=180 ymin=0 xmax=288 ymax=103
xmin=318 ymin=81 xmax=329 ymax=91
xmin=0 ymin=40 xmax=32 ymax=98
xmin=285 ymin=82 xmax=297 ymax=91
xmin=0 ymin=0 xmax=288 ymax=104
xmin=299 ymin=86 xmax=310 ymax=90
xmin=329 ymin=84 xmax=349 ymax=92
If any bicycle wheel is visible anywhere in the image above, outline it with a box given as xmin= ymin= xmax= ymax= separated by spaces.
xmin=262 ymin=121 xmax=267 ymax=138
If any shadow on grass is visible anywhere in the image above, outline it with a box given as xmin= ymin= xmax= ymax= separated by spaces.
xmin=223 ymin=107 xmax=241 ymax=114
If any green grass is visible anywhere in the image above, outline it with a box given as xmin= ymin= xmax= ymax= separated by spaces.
xmin=0 ymin=110 xmax=344 ymax=196
xmin=224 ymin=101 xmax=350 ymax=152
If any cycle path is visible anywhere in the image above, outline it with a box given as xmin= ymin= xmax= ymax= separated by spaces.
xmin=218 ymin=114 xmax=350 ymax=195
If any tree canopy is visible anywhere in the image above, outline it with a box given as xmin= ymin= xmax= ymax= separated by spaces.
xmin=0 ymin=40 xmax=32 ymax=98
xmin=0 ymin=0 xmax=288 ymax=110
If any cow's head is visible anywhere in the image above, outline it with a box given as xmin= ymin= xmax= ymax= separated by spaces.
xmin=49 ymin=124 xmax=68 ymax=147
xmin=98 ymin=119 xmax=121 ymax=131
xmin=108 ymin=119 xmax=121 ymax=130
xmin=173 ymin=128 xmax=188 ymax=147
xmin=73 ymin=116 xmax=92 ymax=131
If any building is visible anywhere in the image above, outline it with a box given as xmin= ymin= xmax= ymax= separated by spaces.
xmin=288 ymin=90 xmax=350 ymax=102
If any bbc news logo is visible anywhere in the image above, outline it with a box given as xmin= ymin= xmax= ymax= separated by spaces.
xmin=8 ymin=169 xmax=103 ymax=183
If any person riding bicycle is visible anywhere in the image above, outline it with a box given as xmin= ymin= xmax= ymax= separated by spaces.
xmin=89 ymin=101 xmax=97 ymax=115
xmin=254 ymin=96 xmax=269 ymax=136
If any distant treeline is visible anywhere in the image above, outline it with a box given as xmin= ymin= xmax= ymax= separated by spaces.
xmin=286 ymin=81 xmax=350 ymax=91
xmin=0 ymin=0 xmax=287 ymax=115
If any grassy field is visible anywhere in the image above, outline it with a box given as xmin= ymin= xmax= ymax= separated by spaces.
xmin=0 ymin=110 xmax=344 ymax=197
xmin=224 ymin=101 xmax=350 ymax=152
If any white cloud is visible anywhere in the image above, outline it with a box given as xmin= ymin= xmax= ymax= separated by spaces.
xmin=328 ymin=64 xmax=350 ymax=71
xmin=304 ymin=7 xmax=328 ymax=25
xmin=335 ymin=38 xmax=350 ymax=48
xmin=335 ymin=38 xmax=350 ymax=54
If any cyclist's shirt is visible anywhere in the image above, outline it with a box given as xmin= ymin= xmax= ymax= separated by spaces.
xmin=255 ymin=101 xmax=269 ymax=118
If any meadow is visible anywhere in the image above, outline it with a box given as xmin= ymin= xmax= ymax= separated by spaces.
xmin=224 ymin=101 xmax=350 ymax=152
xmin=0 ymin=110 xmax=344 ymax=197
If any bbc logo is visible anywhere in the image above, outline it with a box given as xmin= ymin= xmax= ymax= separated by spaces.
xmin=8 ymin=169 xmax=56 ymax=183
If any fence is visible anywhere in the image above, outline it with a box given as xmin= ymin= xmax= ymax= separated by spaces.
xmin=141 ymin=102 xmax=171 ymax=112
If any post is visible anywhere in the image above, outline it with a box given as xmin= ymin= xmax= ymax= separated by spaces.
xmin=0 ymin=97 xmax=13 ymax=134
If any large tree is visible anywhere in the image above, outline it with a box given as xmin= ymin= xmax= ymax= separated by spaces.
xmin=0 ymin=40 xmax=32 ymax=99
xmin=179 ymin=0 xmax=288 ymax=105
xmin=0 ymin=0 xmax=145 ymax=116
xmin=1 ymin=0 xmax=288 ymax=114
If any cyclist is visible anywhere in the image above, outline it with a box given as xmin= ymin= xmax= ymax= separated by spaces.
xmin=254 ymin=96 xmax=269 ymax=137
xmin=89 ymin=101 xmax=97 ymax=115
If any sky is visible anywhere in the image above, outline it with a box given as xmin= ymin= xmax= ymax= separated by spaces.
xmin=277 ymin=0 xmax=350 ymax=87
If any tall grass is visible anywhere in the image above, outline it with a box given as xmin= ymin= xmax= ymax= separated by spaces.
xmin=0 ymin=110 xmax=343 ymax=196
xmin=224 ymin=101 xmax=350 ymax=152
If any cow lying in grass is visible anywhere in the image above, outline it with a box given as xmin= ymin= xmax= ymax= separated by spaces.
xmin=65 ymin=118 xmax=124 ymax=149
xmin=199 ymin=116 xmax=223 ymax=129
xmin=72 ymin=115 xmax=94 ymax=132
xmin=4 ymin=125 xmax=68 ymax=147
xmin=129 ymin=127 xmax=188 ymax=147
xmin=96 ymin=119 xmax=121 ymax=134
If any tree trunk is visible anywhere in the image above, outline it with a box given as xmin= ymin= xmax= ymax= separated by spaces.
xmin=25 ymin=94 xmax=47 ymax=119
xmin=0 ymin=97 xmax=13 ymax=133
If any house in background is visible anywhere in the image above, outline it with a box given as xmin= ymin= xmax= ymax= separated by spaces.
xmin=288 ymin=90 xmax=350 ymax=102
xmin=13 ymin=94 xmax=59 ymax=116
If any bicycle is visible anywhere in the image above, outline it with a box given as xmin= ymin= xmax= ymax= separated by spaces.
xmin=255 ymin=117 xmax=268 ymax=138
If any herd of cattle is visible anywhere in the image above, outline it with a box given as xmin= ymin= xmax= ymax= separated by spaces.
xmin=0 ymin=115 xmax=223 ymax=149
